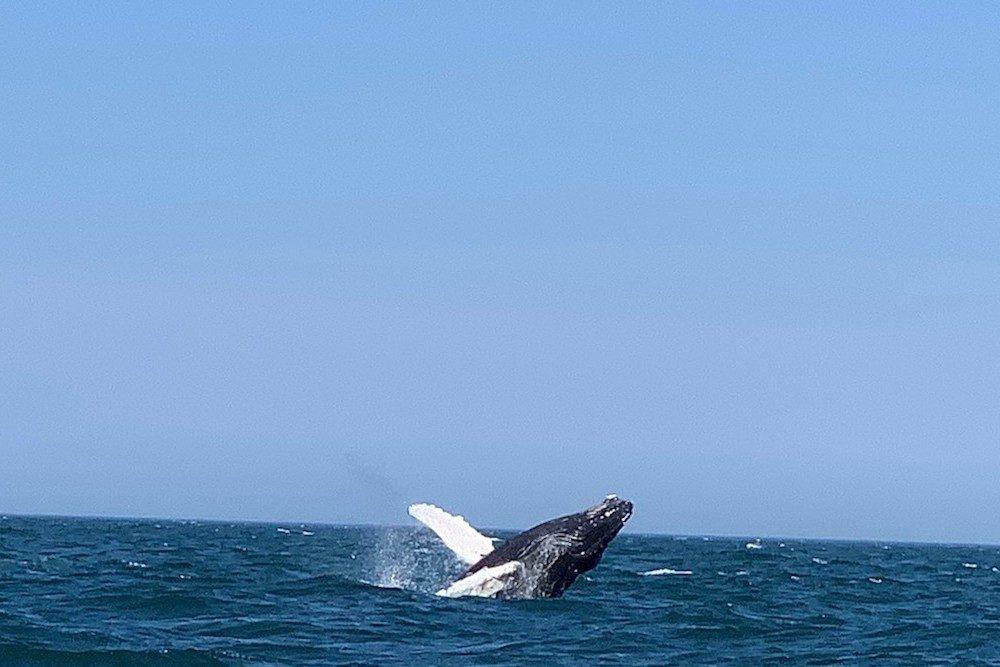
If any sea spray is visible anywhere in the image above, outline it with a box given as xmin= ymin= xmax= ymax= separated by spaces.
xmin=365 ymin=526 xmax=464 ymax=593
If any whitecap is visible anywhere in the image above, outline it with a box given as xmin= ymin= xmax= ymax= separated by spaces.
xmin=302 ymin=531 xmax=315 ymax=536
xmin=126 ymin=561 xmax=147 ymax=569
xmin=277 ymin=528 xmax=291 ymax=534
xmin=735 ymin=570 xmax=749 ymax=576
xmin=868 ymin=577 xmax=882 ymax=584
xmin=640 ymin=568 xmax=693 ymax=576
xmin=745 ymin=540 xmax=763 ymax=550
xmin=790 ymin=575 xmax=800 ymax=581
xmin=812 ymin=557 xmax=828 ymax=565
xmin=963 ymin=563 xmax=978 ymax=569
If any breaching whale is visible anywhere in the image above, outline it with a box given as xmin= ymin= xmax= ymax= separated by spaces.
xmin=408 ymin=495 xmax=633 ymax=599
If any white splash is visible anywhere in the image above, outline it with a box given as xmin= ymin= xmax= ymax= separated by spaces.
xmin=366 ymin=526 xmax=461 ymax=593
xmin=368 ymin=528 xmax=418 ymax=589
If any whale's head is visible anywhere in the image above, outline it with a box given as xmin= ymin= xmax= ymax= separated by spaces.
xmin=570 ymin=494 xmax=633 ymax=567
xmin=578 ymin=494 xmax=633 ymax=549
xmin=462 ymin=495 xmax=633 ymax=598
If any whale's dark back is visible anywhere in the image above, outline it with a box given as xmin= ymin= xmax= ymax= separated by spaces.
xmin=463 ymin=497 xmax=633 ymax=598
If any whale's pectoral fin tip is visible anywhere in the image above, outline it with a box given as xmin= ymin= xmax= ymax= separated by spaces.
xmin=407 ymin=502 xmax=495 ymax=564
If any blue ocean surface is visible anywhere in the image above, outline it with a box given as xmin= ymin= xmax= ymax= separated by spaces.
xmin=1 ymin=515 xmax=999 ymax=665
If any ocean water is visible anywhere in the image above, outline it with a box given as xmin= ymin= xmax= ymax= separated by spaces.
xmin=2 ymin=516 xmax=999 ymax=665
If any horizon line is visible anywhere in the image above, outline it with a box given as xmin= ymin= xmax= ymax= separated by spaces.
xmin=3 ymin=510 xmax=997 ymax=550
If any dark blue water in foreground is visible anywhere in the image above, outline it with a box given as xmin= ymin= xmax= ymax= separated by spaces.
xmin=2 ymin=516 xmax=1000 ymax=665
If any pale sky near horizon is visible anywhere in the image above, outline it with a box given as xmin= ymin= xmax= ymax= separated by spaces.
xmin=2 ymin=2 xmax=999 ymax=542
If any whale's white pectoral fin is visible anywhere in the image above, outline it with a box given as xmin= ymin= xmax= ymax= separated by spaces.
xmin=436 ymin=561 xmax=521 ymax=598
xmin=407 ymin=503 xmax=495 ymax=565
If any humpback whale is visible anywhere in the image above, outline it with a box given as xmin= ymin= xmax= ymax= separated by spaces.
xmin=408 ymin=495 xmax=633 ymax=599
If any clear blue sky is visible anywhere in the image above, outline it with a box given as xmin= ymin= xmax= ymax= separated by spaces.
xmin=2 ymin=2 xmax=998 ymax=542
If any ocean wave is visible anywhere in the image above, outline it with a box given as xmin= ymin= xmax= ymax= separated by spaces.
xmin=4 ymin=517 xmax=1000 ymax=663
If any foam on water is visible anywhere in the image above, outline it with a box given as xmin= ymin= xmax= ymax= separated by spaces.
xmin=639 ymin=567 xmax=693 ymax=576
